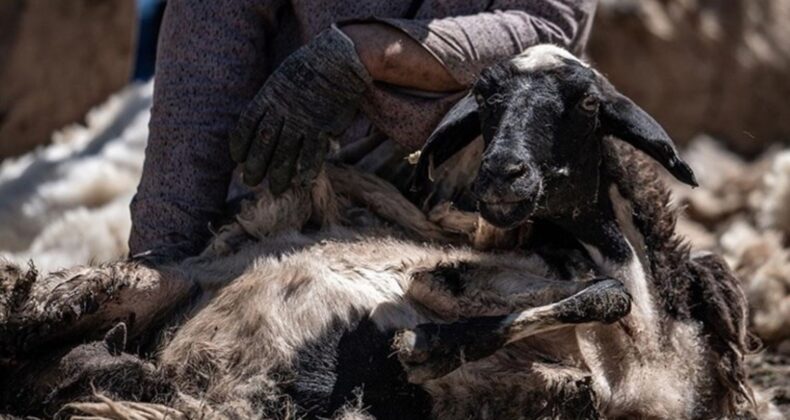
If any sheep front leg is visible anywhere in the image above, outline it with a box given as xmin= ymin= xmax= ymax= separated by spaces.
xmin=395 ymin=279 xmax=631 ymax=384
xmin=407 ymin=262 xmax=605 ymax=319
xmin=0 ymin=261 xmax=195 ymax=358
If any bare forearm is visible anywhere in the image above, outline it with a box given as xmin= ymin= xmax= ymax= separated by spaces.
xmin=341 ymin=23 xmax=464 ymax=93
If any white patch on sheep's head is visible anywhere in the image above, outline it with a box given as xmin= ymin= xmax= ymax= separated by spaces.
xmin=510 ymin=44 xmax=588 ymax=73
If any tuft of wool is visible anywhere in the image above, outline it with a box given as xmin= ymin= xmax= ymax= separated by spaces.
xmin=0 ymin=82 xmax=151 ymax=271
xmin=752 ymin=151 xmax=790 ymax=235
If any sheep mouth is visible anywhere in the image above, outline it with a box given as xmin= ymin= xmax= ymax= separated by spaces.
xmin=479 ymin=199 xmax=537 ymax=229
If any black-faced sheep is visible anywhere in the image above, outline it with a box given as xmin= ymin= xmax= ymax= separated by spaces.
xmin=0 ymin=45 xmax=774 ymax=420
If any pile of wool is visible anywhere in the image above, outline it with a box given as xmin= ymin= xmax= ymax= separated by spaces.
xmin=672 ymin=136 xmax=790 ymax=350
xmin=0 ymin=82 xmax=152 ymax=273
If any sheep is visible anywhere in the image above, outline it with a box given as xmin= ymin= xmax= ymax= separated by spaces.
xmin=0 ymin=45 xmax=772 ymax=419
xmin=2 ymin=166 xmax=611 ymax=419
xmin=402 ymin=45 xmax=764 ymax=419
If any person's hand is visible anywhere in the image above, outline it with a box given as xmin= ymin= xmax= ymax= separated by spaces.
xmin=229 ymin=26 xmax=372 ymax=194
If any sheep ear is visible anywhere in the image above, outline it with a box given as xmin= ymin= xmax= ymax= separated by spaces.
xmin=599 ymin=85 xmax=698 ymax=187
xmin=413 ymin=93 xmax=481 ymax=193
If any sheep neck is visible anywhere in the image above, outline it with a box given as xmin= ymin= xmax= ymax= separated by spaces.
xmin=547 ymin=174 xmax=633 ymax=264
xmin=557 ymin=171 xmax=699 ymax=417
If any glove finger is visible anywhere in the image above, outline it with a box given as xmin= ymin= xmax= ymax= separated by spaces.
xmin=268 ymin=121 xmax=303 ymax=196
xmin=243 ymin=117 xmax=283 ymax=186
xmin=295 ymin=131 xmax=330 ymax=187
xmin=229 ymin=97 xmax=268 ymax=163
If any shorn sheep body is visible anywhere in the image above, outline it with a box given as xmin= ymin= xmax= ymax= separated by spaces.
xmin=0 ymin=46 xmax=779 ymax=419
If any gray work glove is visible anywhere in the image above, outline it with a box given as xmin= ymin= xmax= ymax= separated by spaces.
xmin=229 ymin=26 xmax=372 ymax=194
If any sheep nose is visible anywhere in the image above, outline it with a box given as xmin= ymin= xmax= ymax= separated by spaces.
xmin=501 ymin=163 xmax=529 ymax=180
xmin=481 ymin=160 xmax=530 ymax=182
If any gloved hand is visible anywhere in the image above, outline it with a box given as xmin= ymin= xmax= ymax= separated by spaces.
xmin=229 ymin=26 xmax=372 ymax=194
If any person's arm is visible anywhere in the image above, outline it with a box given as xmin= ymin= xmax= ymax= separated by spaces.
xmin=129 ymin=0 xmax=270 ymax=261
xmin=349 ymin=0 xmax=597 ymax=89
xmin=354 ymin=0 xmax=599 ymax=149
xmin=341 ymin=23 xmax=463 ymax=93
xmin=409 ymin=0 xmax=595 ymax=85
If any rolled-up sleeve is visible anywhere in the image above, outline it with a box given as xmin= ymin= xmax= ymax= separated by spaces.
xmin=381 ymin=0 xmax=597 ymax=85
xmin=360 ymin=0 xmax=597 ymax=149
xmin=129 ymin=0 xmax=270 ymax=258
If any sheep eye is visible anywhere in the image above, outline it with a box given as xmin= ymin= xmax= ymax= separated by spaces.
xmin=579 ymin=95 xmax=599 ymax=113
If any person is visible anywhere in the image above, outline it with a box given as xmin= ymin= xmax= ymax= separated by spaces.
xmin=130 ymin=0 xmax=599 ymax=262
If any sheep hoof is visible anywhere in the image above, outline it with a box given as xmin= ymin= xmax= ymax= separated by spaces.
xmin=553 ymin=278 xmax=632 ymax=325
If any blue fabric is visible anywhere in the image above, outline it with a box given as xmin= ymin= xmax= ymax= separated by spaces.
xmin=132 ymin=0 xmax=165 ymax=81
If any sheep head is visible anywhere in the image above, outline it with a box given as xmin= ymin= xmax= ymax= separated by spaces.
xmin=415 ymin=45 xmax=697 ymax=230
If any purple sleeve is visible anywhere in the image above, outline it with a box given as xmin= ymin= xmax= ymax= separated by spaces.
xmin=129 ymin=0 xmax=270 ymax=258
xmin=360 ymin=0 xmax=597 ymax=149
